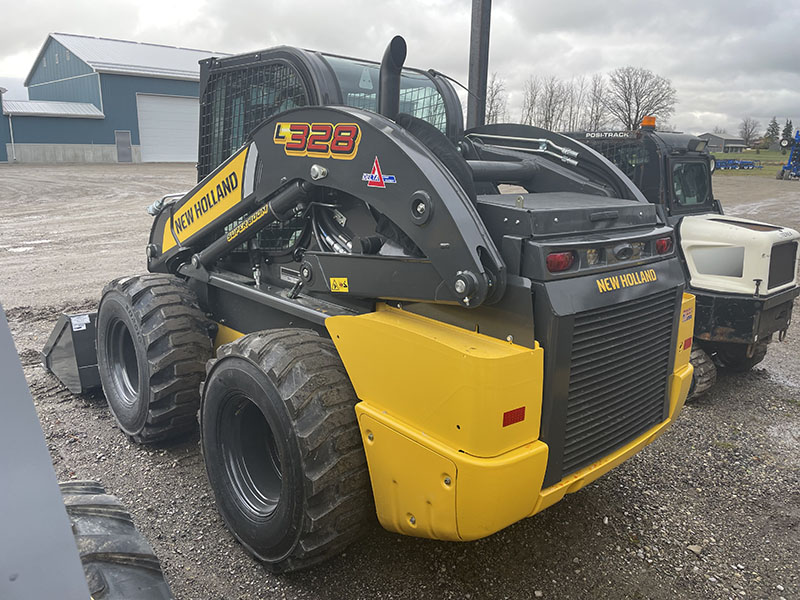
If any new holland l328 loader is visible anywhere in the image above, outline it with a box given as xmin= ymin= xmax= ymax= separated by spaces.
xmin=44 ymin=38 xmax=694 ymax=571
xmin=568 ymin=119 xmax=800 ymax=397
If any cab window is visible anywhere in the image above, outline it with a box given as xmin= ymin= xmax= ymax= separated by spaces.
xmin=672 ymin=161 xmax=710 ymax=207
xmin=322 ymin=55 xmax=448 ymax=133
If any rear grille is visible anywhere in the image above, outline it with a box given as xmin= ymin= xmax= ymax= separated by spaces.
xmin=562 ymin=290 xmax=675 ymax=475
xmin=768 ymin=241 xmax=797 ymax=290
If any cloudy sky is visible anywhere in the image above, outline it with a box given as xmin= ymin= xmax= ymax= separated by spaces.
xmin=1 ymin=0 xmax=798 ymax=136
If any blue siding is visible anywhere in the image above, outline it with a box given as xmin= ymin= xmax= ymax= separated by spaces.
xmin=100 ymin=74 xmax=198 ymax=145
xmin=1 ymin=114 xmax=108 ymax=144
xmin=1 ymin=74 xmax=199 ymax=159
xmin=28 ymin=38 xmax=93 ymax=86
xmin=28 ymin=73 xmax=102 ymax=108
xmin=0 ymin=114 xmax=9 ymax=161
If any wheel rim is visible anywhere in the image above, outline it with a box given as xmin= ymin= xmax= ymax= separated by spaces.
xmin=106 ymin=318 xmax=140 ymax=407
xmin=221 ymin=394 xmax=283 ymax=519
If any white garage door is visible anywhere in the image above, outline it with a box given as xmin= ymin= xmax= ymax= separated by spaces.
xmin=137 ymin=94 xmax=199 ymax=162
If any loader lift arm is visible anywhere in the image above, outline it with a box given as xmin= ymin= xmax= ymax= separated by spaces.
xmin=147 ymin=105 xmax=507 ymax=309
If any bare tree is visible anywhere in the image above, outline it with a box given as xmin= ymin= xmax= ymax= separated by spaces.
xmin=563 ymin=76 xmax=588 ymax=131
xmin=539 ymin=75 xmax=567 ymax=130
xmin=485 ymin=73 xmax=508 ymax=124
xmin=739 ymin=117 xmax=760 ymax=147
xmin=584 ymin=73 xmax=609 ymax=131
xmin=604 ymin=66 xmax=677 ymax=131
xmin=520 ymin=76 xmax=541 ymax=125
xmin=712 ymin=125 xmax=727 ymax=134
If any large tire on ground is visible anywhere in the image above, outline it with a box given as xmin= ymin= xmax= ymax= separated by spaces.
xmin=715 ymin=337 xmax=770 ymax=372
xmin=97 ymin=274 xmax=213 ymax=443
xmin=60 ymin=481 xmax=173 ymax=599
xmin=200 ymin=329 xmax=373 ymax=573
xmin=777 ymin=169 xmax=785 ymax=180
xmin=686 ymin=346 xmax=717 ymax=401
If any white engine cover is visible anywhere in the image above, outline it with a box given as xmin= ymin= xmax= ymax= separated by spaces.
xmin=679 ymin=214 xmax=800 ymax=295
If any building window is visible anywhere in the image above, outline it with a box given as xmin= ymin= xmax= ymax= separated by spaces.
xmin=66 ymin=50 xmax=70 ymax=61
xmin=55 ymin=53 xmax=59 ymax=64
xmin=43 ymin=57 xmax=47 ymax=67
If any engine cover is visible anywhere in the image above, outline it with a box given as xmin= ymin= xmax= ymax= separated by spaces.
xmin=679 ymin=214 xmax=800 ymax=296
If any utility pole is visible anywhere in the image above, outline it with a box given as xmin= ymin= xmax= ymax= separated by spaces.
xmin=467 ymin=0 xmax=491 ymax=129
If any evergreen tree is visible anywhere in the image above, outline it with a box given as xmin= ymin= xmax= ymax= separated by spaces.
xmin=765 ymin=116 xmax=780 ymax=143
xmin=783 ymin=119 xmax=794 ymax=140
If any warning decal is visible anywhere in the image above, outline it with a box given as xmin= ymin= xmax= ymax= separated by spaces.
xmin=330 ymin=277 xmax=349 ymax=293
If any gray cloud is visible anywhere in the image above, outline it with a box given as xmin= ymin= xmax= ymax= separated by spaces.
xmin=0 ymin=0 xmax=797 ymax=135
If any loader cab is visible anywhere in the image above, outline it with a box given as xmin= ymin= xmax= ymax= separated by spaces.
xmin=568 ymin=121 xmax=720 ymax=224
xmin=197 ymin=47 xmax=463 ymax=180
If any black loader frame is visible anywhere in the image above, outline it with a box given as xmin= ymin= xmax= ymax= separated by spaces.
xmin=44 ymin=36 xmax=695 ymax=572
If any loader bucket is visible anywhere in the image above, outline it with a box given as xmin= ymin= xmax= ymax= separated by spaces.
xmin=41 ymin=313 xmax=100 ymax=394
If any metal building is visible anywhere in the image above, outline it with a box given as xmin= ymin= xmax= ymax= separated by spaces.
xmin=0 ymin=33 xmax=228 ymax=163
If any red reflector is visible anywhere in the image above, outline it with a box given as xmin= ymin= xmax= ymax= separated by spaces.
xmin=546 ymin=251 xmax=575 ymax=272
xmin=683 ymin=337 xmax=692 ymax=350
xmin=655 ymin=237 xmax=673 ymax=254
xmin=503 ymin=406 xmax=526 ymax=427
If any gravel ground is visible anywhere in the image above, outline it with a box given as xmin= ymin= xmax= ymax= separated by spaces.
xmin=1 ymin=164 xmax=798 ymax=600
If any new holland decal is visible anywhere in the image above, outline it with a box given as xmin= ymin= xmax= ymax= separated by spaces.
xmin=596 ymin=268 xmax=658 ymax=293
xmin=362 ymin=156 xmax=396 ymax=188
xmin=273 ymin=122 xmax=361 ymax=159
xmin=162 ymin=147 xmax=248 ymax=252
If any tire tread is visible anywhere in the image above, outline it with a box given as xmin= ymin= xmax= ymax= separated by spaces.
xmin=206 ymin=329 xmax=373 ymax=572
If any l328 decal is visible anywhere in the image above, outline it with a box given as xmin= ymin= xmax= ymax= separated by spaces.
xmin=274 ymin=122 xmax=361 ymax=160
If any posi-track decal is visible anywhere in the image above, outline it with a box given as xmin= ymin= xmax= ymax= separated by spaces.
xmin=596 ymin=268 xmax=658 ymax=293
xmin=362 ymin=156 xmax=396 ymax=188
xmin=163 ymin=147 xmax=248 ymax=252
xmin=273 ymin=122 xmax=361 ymax=159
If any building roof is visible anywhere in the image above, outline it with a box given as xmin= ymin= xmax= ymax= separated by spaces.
xmin=2 ymin=99 xmax=105 ymax=118
xmin=25 ymin=33 xmax=230 ymax=86
xmin=699 ymin=133 xmax=746 ymax=144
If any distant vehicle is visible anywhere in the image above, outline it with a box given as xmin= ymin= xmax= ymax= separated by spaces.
xmin=568 ymin=117 xmax=800 ymax=397
xmin=777 ymin=131 xmax=800 ymax=180
xmin=714 ymin=159 xmax=762 ymax=170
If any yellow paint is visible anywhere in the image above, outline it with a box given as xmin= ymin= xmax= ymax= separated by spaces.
xmin=330 ymin=277 xmax=350 ymax=293
xmin=330 ymin=296 xmax=695 ymax=542
xmin=162 ymin=146 xmax=249 ymax=252
xmin=214 ymin=322 xmax=244 ymax=349
xmin=596 ymin=268 xmax=658 ymax=293
xmin=326 ymin=304 xmax=544 ymax=458
xmin=357 ymin=404 xmax=548 ymax=541
xmin=674 ymin=292 xmax=695 ymax=371
xmin=532 ymin=363 xmax=692 ymax=515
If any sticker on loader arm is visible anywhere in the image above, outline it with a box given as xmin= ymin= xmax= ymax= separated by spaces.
xmin=330 ymin=277 xmax=349 ymax=292
xmin=274 ymin=122 xmax=361 ymax=159
xmin=162 ymin=147 xmax=248 ymax=252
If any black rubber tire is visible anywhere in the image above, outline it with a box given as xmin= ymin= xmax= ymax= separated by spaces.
xmin=97 ymin=274 xmax=213 ymax=443
xmin=686 ymin=346 xmax=717 ymax=401
xmin=200 ymin=329 xmax=373 ymax=572
xmin=716 ymin=338 xmax=770 ymax=372
xmin=777 ymin=169 xmax=785 ymax=180
xmin=59 ymin=481 xmax=173 ymax=599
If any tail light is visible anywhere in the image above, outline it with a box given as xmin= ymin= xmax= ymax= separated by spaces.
xmin=655 ymin=237 xmax=673 ymax=254
xmin=547 ymin=251 xmax=576 ymax=272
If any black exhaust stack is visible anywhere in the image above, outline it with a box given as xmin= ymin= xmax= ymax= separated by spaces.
xmin=467 ymin=0 xmax=491 ymax=128
xmin=378 ymin=36 xmax=407 ymax=120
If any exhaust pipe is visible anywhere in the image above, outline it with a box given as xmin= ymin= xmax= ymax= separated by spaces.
xmin=378 ymin=36 xmax=407 ymax=120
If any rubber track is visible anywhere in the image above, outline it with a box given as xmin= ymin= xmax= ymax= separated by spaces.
xmin=686 ymin=346 xmax=717 ymax=401
xmin=102 ymin=274 xmax=212 ymax=443
xmin=207 ymin=329 xmax=373 ymax=572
